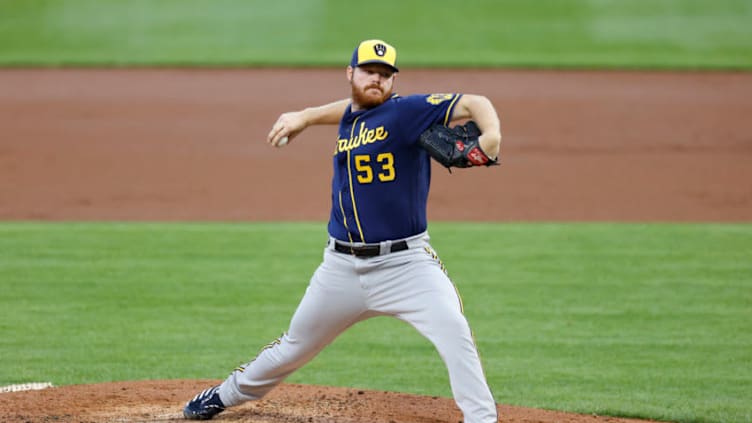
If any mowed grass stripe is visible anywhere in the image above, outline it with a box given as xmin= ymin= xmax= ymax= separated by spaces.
xmin=0 ymin=0 xmax=750 ymax=69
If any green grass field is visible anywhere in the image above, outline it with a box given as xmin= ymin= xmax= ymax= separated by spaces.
xmin=1 ymin=0 xmax=751 ymax=69
xmin=1 ymin=222 xmax=750 ymax=422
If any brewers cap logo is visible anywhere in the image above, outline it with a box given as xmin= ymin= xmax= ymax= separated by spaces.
xmin=351 ymin=39 xmax=398 ymax=72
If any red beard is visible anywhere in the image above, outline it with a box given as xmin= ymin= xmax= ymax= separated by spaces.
xmin=351 ymin=84 xmax=390 ymax=109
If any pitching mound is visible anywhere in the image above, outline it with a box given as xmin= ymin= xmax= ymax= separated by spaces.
xmin=0 ymin=380 xmax=663 ymax=422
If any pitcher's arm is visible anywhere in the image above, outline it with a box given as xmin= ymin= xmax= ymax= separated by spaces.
xmin=268 ymin=99 xmax=350 ymax=146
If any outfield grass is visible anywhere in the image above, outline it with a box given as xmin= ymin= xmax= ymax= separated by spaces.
xmin=0 ymin=0 xmax=750 ymax=69
xmin=0 ymin=222 xmax=750 ymax=422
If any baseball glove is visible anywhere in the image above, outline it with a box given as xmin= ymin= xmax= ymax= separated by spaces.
xmin=418 ymin=121 xmax=498 ymax=169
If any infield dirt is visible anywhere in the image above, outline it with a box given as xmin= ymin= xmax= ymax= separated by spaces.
xmin=1 ymin=68 xmax=750 ymax=422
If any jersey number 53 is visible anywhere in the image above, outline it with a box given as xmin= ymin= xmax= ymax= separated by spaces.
xmin=354 ymin=153 xmax=396 ymax=184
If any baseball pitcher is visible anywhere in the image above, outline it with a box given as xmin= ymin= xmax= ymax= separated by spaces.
xmin=184 ymin=39 xmax=501 ymax=422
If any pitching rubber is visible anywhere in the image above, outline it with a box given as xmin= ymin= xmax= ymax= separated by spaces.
xmin=0 ymin=382 xmax=54 ymax=393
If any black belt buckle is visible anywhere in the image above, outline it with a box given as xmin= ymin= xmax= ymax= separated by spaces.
xmin=334 ymin=240 xmax=408 ymax=258
xmin=350 ymin=244 xmax=379 ymax=257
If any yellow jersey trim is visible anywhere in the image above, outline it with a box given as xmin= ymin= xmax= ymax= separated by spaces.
xmin=338 ymin=190 xmax=353 ymax=243
xmin=346 ymin=117 xmax=366 ymax=242
xmin=443 ymin=94 xmax=461 ymax=125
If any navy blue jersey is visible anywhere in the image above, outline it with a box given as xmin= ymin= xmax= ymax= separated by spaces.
xmin=328 ymin=93 xmax=462 ymax=243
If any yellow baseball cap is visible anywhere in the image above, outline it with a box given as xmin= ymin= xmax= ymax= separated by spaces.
xmin=350 ymin=39 xmax=399 ymax=72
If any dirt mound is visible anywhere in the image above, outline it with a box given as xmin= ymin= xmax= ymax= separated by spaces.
xmin=1 ymin=380 xmax=662 ymax=422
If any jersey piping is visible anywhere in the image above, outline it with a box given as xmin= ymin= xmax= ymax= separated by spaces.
xmin=341 ymin=116 xmax=365 ymax=242
xmin=346 ymin=149 xmax=366 ymax=242
xmin=444 ymin=95 xmax=460 ymax=125
xmin=337 ymin=190 xmax=353 ymax=243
